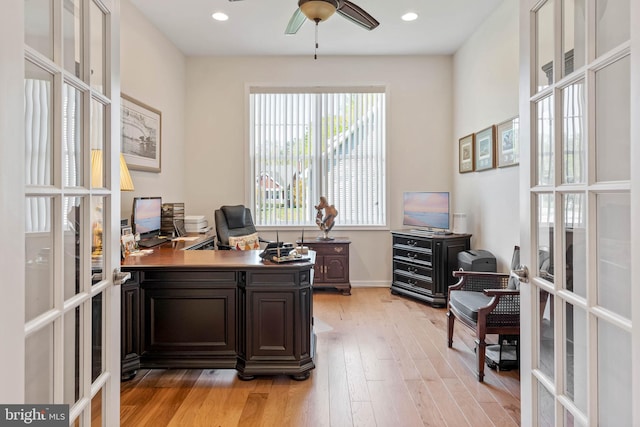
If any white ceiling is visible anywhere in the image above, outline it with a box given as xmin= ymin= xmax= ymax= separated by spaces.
xmin=128 ymin=0 xmax=504 ymax=57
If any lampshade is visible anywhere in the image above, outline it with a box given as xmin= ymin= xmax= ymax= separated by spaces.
xmin=300 ymin=0 xmax=337 ymax=22
xmin=91 ymin=150 xmax=135 ymax=191
xmin=119 ymin=154 xmax=135 ymax=191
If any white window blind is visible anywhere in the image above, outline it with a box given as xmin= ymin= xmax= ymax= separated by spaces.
xmin=250 ymin=89 xmax=386 ymax=227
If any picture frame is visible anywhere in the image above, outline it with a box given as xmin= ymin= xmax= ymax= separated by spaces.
xmin=496 ymin=116 xmax=519 ymax=168
xmin=458 ymin=133 xmax=475 ymax=173
xmin=121 ymin=226 xmax=132 ymax=236
xmin=121 ymin=94 xmax=162 ymax=172
xmin=474 ymin=125 xmax=496 ymax=171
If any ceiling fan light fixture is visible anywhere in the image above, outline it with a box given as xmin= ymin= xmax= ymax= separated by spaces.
xmin=300 ymin=1 xmax=337 ymax=22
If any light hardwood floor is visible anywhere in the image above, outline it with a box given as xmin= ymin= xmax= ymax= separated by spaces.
xmin=120 ymin=287 xmax=520 ymax=427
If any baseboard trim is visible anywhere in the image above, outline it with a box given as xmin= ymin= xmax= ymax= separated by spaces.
xmin=351 ymin=281 xmax=390 ymax=288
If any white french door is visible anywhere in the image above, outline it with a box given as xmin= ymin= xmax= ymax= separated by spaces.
xmin=519 ymin=0 xmax=639 ymax=425
xmin=1 ymin=0 xmax=122 ymax=425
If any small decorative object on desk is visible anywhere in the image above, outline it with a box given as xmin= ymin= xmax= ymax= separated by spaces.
xmin=315 ymin=196 xmax=338 ymax=240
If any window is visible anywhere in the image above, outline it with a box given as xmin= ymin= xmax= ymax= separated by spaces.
xmin=250 ymin=88 xmax=386 ymax=227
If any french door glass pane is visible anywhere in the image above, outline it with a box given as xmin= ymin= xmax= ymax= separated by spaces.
xmin=564 ymin=303 xmax=587 ymax=413
xmin=597 ymin=320 xmax=631 ymax=426
xmin=25 ymin=197 xmax=53 ymax=322
xmin=537 ymin=97 xmax=554 ymax=186
xmin=64 ymin=306 xmax=82 ymax=405
xmin=25 ymin=61 xmax=54 ymax=187
xmin=537 ymin=381 xmax=555 ymax=427
xmin=596 ymin=193 xmax=630 ymax=318
xmin=536 ymin=0 xmax=554 ymax=91
xmin=91 ymin=197 xmax=105 ymax=278
xmin=63 ymin=0 xmax=82 ymax=78
xmin=562 ymin=81 xmax=585 ymax=184
xmin=91 ymin=388 xmax=103 ymax=426
xmin=564 ymin=409 xmax=586 ymax=427
xmin=64 ymin=83 xmax=84 ymax=187
xmin=563 ymin=193 xmax=585 ymax=296
xmin=25 ymin=0 xmax=53 ymax=60
xmin=539 ymin=289 xmax=555 ymax=379
xmin=90 ymin=2 xmax=106 ymax=93
xmin=25 ymin=324 xmax=54 ymax=403
xmin=91 ymin=293 xmax=104 ymax=382
xmin=64 ymin=197 xmax=83 ymax=299
xmin=595 ymin=0 xmax=630 ymax=57
xmin=562 ymin=0 xmax=585 ymax=77
xmin=595 ymin=56 xmax=630 ymax=182
xmin=91 ymin=100 xmax=105 ymax=189
xmin=537 ymin=193 xmax=554 ymax=281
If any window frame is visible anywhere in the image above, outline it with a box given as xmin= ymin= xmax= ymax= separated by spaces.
xmin=246 ymin=86 xmax=389 ymax=230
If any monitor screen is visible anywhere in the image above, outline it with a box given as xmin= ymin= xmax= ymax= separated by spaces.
xmin=132 ymin=197 xmax=162 ymax=238
xmin=402 ymin=191 xmax=450 ymax=230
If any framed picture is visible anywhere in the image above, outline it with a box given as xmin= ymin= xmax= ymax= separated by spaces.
xmin=496 ymin=116 xmax=519 ymax=168
xmin=474 ymin=125 xmax=496 ymax=171
xmin=121 ymin=226 xmax=132 ymax=236
xmin=458 ymin=134 xmax=475 ymax=173
xmin=121 ymin=94 xmax=162 ymax=172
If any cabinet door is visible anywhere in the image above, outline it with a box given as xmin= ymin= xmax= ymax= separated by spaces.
xmin=121 ymin=282 xmax=140 ymax=364
xmin=324 ymin=255 xmax=348 ymax=283
xmin=246 ymin=290 xmax=295 ymax=359
xmin=313 ymin=255 xmax=325 ymax=282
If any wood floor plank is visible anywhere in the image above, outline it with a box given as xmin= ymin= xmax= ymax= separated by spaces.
xmin=120 ymin=288 xmax=521 ymax=426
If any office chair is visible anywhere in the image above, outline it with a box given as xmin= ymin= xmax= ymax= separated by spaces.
xmin=214 ymin=205 xmax=267 ymax=250
xmin=446 ymin=246 xmax=521 ymax=382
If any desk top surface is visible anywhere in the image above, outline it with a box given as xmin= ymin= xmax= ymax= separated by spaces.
xmin=122 ymin=237 xmax=314 ymax=270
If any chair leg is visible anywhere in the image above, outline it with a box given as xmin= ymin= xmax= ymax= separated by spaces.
xmin=446 ymin=311 xmax=454 ymax=348
xmin=475 ymin=337 xmax=486 ymax=382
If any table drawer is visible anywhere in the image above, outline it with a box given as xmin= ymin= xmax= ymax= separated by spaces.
xmin=393 ymin=247 xmax=432 ymax=265
xmin=393 ymin=235 xmax=432 ymax=251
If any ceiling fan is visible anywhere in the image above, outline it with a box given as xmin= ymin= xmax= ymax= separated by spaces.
xmin=228 ymin=0 xmax=380 ymax=34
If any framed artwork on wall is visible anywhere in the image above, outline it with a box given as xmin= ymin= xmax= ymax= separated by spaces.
xmin=458 ymin=134 xmax=475 ymax=173
xmin=496 ymin=116 xmax=519 ymax=168
xmin=121 ymin=94 xmax=162 ymax=172
xmin=474 ymin=125 xmax=496 ymax=171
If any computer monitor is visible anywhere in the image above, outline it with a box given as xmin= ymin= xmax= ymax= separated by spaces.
xmin=131 ymin=197 xmax=162 ymax=239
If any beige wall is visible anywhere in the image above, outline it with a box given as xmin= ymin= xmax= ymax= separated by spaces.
xmin=183 ymin=56 xmax=454 ymax=286
xmin=120 ymin=0 xmax=187 ymax=221
xmin=453 ymin=0 xmax=520 ymax=271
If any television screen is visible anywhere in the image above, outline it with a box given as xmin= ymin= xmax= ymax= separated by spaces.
xmin=403 ymin=192 xmax=450 ymax=230
xmin=132 ymin=197 xmax=162 ymax=237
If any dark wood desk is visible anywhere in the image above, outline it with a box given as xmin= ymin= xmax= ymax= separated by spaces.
xmin=121 ymin=238 xmax=315 ymax=381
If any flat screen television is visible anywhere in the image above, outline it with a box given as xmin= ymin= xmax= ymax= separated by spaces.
xmin=132 ymin=197 xmax=162 ymax=239
xmin=402 ymin=191 xmax=450 ymax=232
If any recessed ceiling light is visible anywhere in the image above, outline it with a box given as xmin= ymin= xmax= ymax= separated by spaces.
xmin=212 ymin=12 xmax=229 ymax=21
xmin=401 ymin=12 xmax=418 ymax=22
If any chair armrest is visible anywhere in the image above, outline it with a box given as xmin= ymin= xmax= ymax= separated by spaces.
xmin=483 ymin=289 xmax=520 ymax=297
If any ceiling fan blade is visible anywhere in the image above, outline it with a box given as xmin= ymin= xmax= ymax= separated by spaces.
xmin=337 ymin=0 xmax=379 ymax=30
xmin=285 ymin=8 xmax=307 ymax=34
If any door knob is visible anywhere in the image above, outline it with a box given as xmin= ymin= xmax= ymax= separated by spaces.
xmin=113 ymin=269 xmax=131 ymax=286
xmin=512 ymin=265 xmax=529 ymax=283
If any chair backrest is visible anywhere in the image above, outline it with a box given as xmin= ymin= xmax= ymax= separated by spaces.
xmin=508 ymin=245 xmax=521 ymax=290
xmin=214 ymin=205 xmax=258 ymax=246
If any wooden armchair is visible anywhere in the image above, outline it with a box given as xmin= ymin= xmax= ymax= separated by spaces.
xmin=446 ymin=269 xmax=520 ymax=382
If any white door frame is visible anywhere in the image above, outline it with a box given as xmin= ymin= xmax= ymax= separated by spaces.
xmin=0 ymin=0 xmax=27 ymax=403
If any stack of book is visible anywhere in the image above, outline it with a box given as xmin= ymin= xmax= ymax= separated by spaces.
xmin=184 ymin=215 xmax=209 ymax=233
xmin=161 ymin=203 xmax=185 ymax=236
